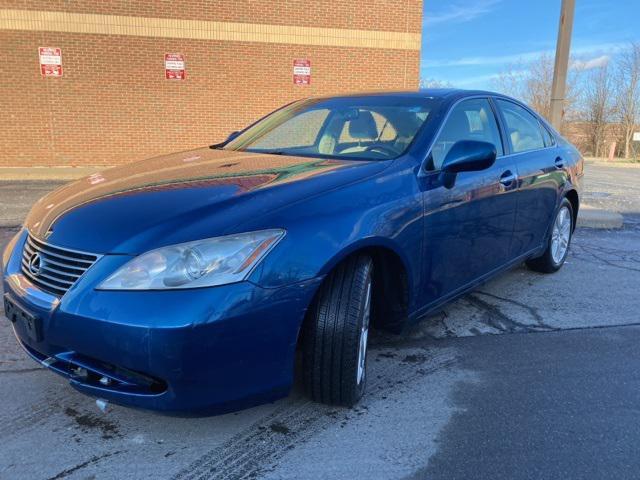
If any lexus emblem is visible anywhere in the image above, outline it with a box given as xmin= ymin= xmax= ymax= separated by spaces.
xmin=28 ymin=253 xmax=42 ymax=276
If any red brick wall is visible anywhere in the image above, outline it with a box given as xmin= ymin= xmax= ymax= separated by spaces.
xmin=0 ymin=1 xmax=424 ymax=32
xmin=0 ymin=1 xmax=422 ymax=166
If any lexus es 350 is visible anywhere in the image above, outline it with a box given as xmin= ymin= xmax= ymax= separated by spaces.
xmin=2 ymin=90 xmax=583 ymax=413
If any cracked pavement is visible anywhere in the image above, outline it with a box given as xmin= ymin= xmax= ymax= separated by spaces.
xmin=1 ymin=163 xmax=639 ymax=480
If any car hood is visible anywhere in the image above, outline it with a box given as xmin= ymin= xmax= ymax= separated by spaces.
xmin=25 ymin=148 xmax=387 ymax=253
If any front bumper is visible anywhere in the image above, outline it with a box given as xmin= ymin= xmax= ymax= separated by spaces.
xmin=2 ymin=231 xmax=322 ymax=413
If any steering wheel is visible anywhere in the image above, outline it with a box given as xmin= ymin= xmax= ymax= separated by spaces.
xmin=363 ymin=144 xmax=399 ymax=157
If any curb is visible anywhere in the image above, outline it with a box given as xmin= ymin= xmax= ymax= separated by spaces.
xmin=577 ymin=205 xmax=624 ymax=229
xmin=0 ymin=166 xmax=107 ymax=181
xmin=584 ymin=160 xmax=640 ymax=169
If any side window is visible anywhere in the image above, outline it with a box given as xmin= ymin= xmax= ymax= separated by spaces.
xmin=496 ymin=100 xmax=546 ymax=153
xmin=430 ymin=98 xmax=503 ymax=170
xmin=540 ymin=122 xmax=555 ymax=147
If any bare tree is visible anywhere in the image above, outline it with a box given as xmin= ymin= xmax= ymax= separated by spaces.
xmin=492 ymin=63 xmax=527 ymax=99
xmin=582 ymin=64 xmax=615 ymax=157
xmin=420 ymin=78 xmax=454 ymax=89
xmin=615 ymin=42 xmax=640 ymax=159
xmin=492 ymin=54 xmax=581 ymax=124
xmin=524 ymin=54 xmax=556 ymax=119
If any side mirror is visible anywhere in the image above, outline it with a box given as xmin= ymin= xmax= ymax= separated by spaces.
xmin=439 ymin=140 xmax=497 ymax=189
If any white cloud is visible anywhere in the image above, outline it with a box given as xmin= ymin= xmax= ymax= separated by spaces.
xmin=453 ymin=73 xmax=500 ymax=87
xmin=571 ymin=55 xmax=610 ymax=70
xmin=423 ymin=42 xmax=625 ymax=69
xmin=424 ymin=51 xmax=543 ymax=68
xmin=453 ymin=69 xmax=528 ymax=87
xmin=425 ymin=0 xmax=502 ymax=26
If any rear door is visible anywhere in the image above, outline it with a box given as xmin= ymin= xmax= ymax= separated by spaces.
xmin=419 ymin=97 xmax=518 ymax=307
xmin=494 ymin=99 xmax=564 ymax=258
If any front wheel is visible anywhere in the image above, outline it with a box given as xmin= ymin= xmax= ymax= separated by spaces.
xmin=526 ymin=198 xmax=574 ymax=273
xmin=301 ymin=254 xmax=373 ymax=407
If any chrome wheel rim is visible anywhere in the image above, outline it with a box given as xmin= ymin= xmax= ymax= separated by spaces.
xmin=356 ymin=279 xmax=372 ymax=385
xmin=551 ymin=206 xmax=571 ymax=264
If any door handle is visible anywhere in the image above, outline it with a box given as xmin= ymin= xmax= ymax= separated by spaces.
xmin=554 ymin=157 xmax=564 ymax=169
xmin=499 ymin=170 xmax=517 ymax=187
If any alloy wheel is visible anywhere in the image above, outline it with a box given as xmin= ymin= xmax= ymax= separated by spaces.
xmin=356 ymin=278 xmax=372 ymax=385
xmin=551 ymin=206 xmax=571 ymax=264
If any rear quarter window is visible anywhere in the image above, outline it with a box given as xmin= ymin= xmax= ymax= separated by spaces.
xmin=540 ymin=122 xmax=555 ymax=147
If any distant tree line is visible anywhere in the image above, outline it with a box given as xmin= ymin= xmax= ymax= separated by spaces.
xmin=421 ymin=42 xmax=640 ymax=159
xmin=492 ymin=42 xmax=640 ymax=159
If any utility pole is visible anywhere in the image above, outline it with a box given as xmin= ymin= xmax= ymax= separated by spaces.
xmin=550 ymin=0 xmax=576 ymax=129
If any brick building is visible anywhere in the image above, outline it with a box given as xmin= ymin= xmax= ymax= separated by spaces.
xmin=0 ymin=2 xmax=422 ymax=167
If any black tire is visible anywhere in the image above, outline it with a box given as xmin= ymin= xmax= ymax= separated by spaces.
xmin=302 ymin=254 xmax=373 ymax=407
xmin=526 ymin=198 xmax=574 ymax=273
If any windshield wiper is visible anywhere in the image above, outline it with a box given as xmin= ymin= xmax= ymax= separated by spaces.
xmin=243 ymin=149 xmax=287 ymax=155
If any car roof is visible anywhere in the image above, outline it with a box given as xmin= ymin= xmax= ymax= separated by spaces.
xmin=301 ymin=88 xmax=557 ymax=138
xmin=311 ymin=89 xmax=506 ymax=102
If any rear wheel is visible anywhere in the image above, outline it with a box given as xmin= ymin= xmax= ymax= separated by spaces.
xmin=526 ymin=198 xmax=574 ymax=273
xmin=302 ymin=254 xmax=373 ymax=406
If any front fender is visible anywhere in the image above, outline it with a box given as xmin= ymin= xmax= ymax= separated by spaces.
xmin=245 ymin=159 xmax=424 ymax=310
xmin=315 ymin=236 xmax=412 ymax=280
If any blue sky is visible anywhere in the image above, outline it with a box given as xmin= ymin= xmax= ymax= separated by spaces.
xmin=421 ymin=0 xmax=640 ymax=89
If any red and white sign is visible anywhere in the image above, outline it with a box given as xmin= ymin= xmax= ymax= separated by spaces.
xmin=165 ymin=53 xmax=186 ymax=80
xmin=39 ymin=47 xmax=63 ymax=77
xmin=293 ymin=59 xmax=311 ymax=85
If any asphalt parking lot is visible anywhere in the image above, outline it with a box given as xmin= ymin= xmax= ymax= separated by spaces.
xmin=1 ymin=162 xmax=639 ymax=480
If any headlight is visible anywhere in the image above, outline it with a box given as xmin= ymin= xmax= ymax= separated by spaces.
xmin=97 ymin=229 xmax=285 ymax=290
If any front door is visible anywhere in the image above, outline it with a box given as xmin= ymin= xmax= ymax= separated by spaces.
xmin=419 ymin=98 xmax=518 ymax=308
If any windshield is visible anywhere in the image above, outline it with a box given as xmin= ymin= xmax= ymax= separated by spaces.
xmin=222 ymin=96 xmax=437 ymax=161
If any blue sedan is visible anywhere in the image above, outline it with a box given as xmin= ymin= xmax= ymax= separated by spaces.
xmin=2 ymin=90 xmax=583 ymax=413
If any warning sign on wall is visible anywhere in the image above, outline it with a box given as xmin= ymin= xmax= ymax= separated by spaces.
xmin=165 ymin=53 xmax=186 ymax=80
xmin=293 ymin=59 xmax=311 ymax=85
xmin=39 ymin=47 xmax=63 ymax=77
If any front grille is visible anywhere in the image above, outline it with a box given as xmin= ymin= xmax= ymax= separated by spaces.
xmin=21 ymin=234 xmax=100 ymax=297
